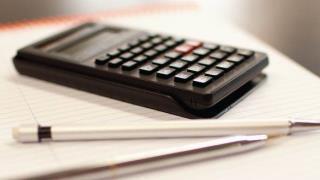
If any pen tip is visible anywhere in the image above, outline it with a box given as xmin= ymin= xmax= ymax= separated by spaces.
xmin=290 ymin=120 xmax=320 ymax=134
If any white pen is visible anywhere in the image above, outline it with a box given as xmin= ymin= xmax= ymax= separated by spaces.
xmin=14 ymin=135 xmax=267 ymax=180
xmin=12 ymin=119 xmax=320 ymax=143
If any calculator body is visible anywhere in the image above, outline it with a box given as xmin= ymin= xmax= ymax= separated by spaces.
xmin=13 ymin=22 xmax=268 ymax=118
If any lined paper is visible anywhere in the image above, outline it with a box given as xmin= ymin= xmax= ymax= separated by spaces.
xmin=0 ymin=10 xmax=320 ymax=179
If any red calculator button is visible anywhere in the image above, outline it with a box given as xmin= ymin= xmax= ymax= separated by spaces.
xmin=174 ymin=45 xmax=193 ymax=54
xmin=185 ymin=40 xmax=202 ymax=48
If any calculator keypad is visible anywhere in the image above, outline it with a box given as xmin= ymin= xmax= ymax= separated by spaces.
xmin=94 ymin=33 xmax=255 ymax=88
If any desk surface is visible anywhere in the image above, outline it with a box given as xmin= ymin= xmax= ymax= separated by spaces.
xmin=0 ymin=7 xmax=320 ymax=180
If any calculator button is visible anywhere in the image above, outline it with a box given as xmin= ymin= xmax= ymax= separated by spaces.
xmin=216 ymin=61 xmax=235 ymax=70
xmin=169 ymin=61 xmax=188 ymax=69
xmin=156 ymin=67 xmax=176 ymax=79
xmin=120 ymin=52 xmax=135 ymax=60
xmin=172 ymin=38 xmax=185 ymax=44
xmin=133 ymin=55 xmax=148 ymax=63
xmin=220 ymin=46 xmax=236 ymax=53
xmin=118 ymin=44 xmax=131 ymax=52
xmin=174 ymin=71 xmax=194 ymax=83
xmin=164 ymin=51 xmax=182 ymax=59
xmin=108 ymin=58 xmax=124 ymax=68
xmin=193 ymin=75 xmax=213 ymax=87
xmin=130 ymin=47 xmax=144 ymax=54
xmin=205 ymin=68 xmax=224 ymax=78
xmin=95 ymin=55 xmax=110 ymax=65
xmin=237 ymin=49 xmax=254 ymax=57
xmin=154 ymin=45 xmax=168 ymax=52
xmin=185 ymin=40 xmax=202 ymax=48
xmin=164 ymin=40 xmax=176 ymax=47
xmin=148 ymin=33 xmax=158 ymax=39
xmin=138 ymin=35 xmax=150 ymax=42
xmin=174 ymin=45 xmax=193 ymax=54
xmin=198 ymin=58 xmax=216 ymax=66
xmin=141 ymin=42 xmax=153 ymax=49
xmin=193 ymin=48 xmax=210 ymax=56
xmin=128 ymin=39 xmax=140 ymax=47
xmin=151 ymin=37 xmax=163 ymax=45
xmin=209 ymin=51 xmax=228 ymax=60
xmin=122 ymin=61 xmax=139 ymax=71
xmin=203 ymin=43 xmax=219 ymax=51
xmin=152 ymin=58 xmax=170 ymax=65
xmin=139 ymin=64 xmax=159 ymax=74
xmin=226 ymin=54 xmax=245 ymax=63
xmin=187 ymin=64 xmax=206 ymax=73
xmin=181 ymin=54 xmax=199 ymax=63
xmin=159 ymin=35 xmax=171 ymax=41
xmin=144 ymin=50 xmax=158 ymax=58
xmin=107 ymin=49 xmax=121 ymax=57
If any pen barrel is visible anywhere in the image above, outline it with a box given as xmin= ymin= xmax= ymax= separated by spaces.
xmin=50 ymin=121 xmax=290 ymax=141
xmin=20 ymin=135 xmax=267 ymax=180
xmin=103 ymin=135 xmax=267 ymax=179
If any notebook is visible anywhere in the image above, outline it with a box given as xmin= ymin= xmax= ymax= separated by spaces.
xmin=1 ymin=3 xmax=320 ymax=179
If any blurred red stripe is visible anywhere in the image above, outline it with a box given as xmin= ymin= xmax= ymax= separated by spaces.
xmin=0 ymin=2 xmax=197 ymax=31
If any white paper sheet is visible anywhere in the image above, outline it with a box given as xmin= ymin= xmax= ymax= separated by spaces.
xmin=1 ymin=10 xmax=320 ymax=179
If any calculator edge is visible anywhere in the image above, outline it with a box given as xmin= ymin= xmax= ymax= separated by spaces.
xmin=13 ymin=55 xmax=267 ymax=119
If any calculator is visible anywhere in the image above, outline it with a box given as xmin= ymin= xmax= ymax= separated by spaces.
xmin=13 ymin=22 xmax=268 ymax=118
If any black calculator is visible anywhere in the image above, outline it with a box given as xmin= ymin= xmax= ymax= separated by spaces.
xmin=13 ymin=22 xmax=268 ymax=118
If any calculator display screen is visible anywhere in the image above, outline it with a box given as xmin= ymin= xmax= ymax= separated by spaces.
xmin=57 ymin=31 xmax=118 ymax=60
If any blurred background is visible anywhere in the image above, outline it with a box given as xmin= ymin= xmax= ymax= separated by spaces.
xmin=0 ymin=0 xmax=319 ymax=76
